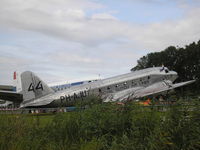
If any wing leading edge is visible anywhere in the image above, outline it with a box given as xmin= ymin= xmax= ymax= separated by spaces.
xmin=103 ymin=80 xmax=195 ymax=102
xmin=133 ymin=80 xmax=195 ymax=98
xmin=102 ymin=87 xmax=144 ymax=102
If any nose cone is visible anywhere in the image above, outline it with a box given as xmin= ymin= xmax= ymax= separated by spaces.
xmin=171 ymin=71 xmax=177 ymax=75
xmin=170 ymin=71 xmax=178 ymax=82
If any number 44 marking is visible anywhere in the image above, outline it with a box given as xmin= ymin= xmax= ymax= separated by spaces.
xmin=28 ymin=81 xmax=43 ymax=92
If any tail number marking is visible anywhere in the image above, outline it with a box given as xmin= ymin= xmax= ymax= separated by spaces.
xmin=28 ymin=81 xmax=43 ymax=91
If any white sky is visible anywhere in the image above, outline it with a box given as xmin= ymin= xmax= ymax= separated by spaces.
xmin=0 ymin=0 xmax=200 ymax=85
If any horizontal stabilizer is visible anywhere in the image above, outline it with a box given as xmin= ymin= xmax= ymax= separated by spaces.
xmin=0 ymin=90 xmax=23 ymax=103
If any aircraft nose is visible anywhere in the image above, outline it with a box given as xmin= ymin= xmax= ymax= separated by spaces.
xmin=171 ymin=71 xmax=177 ymax=75
xmin=170 ymin=71 xmax=178 ymax=81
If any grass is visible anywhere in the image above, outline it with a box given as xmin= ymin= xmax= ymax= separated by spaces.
xmin=0 ymin=98 xmax=199 ymax=150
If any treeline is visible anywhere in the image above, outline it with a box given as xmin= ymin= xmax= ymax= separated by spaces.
xmin=131 ymin=40 xmax=200 ymax=93
xmin=0 ymin=100 xmax=200 ymax=150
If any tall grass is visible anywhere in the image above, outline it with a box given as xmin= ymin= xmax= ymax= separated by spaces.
xmin=0 ymin=99 xmax=199 ymax=150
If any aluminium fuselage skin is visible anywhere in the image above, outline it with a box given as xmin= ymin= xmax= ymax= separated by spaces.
xmin=21 ymin=67 xmax=177 ymax=108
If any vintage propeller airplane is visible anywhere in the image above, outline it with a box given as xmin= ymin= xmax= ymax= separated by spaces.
xmin=0 ymin=67 xmax=195 ymax=108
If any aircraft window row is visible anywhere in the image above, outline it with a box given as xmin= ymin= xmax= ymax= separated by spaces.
xmin=56 ymin=86 xmax=69 ymax=91
xmin=131 ymin=77 xmax=151 ymax=87
xmin=101 ymin=82 xmax=130 ymax=92
xmin=132 ymin=81 xmax=137 ymax=86
xmin=99 ymin=79 xmax=149 ymax=93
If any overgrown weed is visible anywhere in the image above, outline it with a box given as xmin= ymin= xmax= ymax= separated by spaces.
xmin=0 ymin=98 xmax=199 ymax=150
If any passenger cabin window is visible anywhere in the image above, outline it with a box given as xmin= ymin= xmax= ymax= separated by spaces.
xmin=132 ymin=81 xmax=137 ymax=86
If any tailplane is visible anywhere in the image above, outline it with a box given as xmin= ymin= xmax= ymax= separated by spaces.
xmin=20 ymin=71 xmax=54 ymax=102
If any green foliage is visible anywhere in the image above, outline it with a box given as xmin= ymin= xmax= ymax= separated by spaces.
xmin=0 ymin=99 xmax=200 ymax=150
xmin=75 ymin=95 xmax=103 ymax=108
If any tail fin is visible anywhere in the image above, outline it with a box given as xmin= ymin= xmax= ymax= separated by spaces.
xmin=20 ymin=71 xmax=54 ymax=102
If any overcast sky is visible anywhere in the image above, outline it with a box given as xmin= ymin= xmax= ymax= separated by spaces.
xmin=0 ymin=0 xmax=200 ymax=85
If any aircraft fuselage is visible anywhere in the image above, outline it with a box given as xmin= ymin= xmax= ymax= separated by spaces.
xmin=21 ymin=67 xmax=178 ymax=108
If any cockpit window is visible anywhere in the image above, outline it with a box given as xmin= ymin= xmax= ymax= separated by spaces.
xmin=160 ymin=67 xmax=169 ymax=73
xmin=160 ymin=67 xmax=165 ymax=72
xmin=165 ymin=69 xmax=169 ymax=73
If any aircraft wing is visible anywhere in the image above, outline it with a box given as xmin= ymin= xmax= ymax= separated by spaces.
xmin=103 ymin=80 xmax=195 ymax=102
xmin=133 ymin=80 xmax=195 ymax=98
xmin=0 ymin=90 xmax=23 ymax=103
xmin=102 ymin=86 xmax=144 ymax=102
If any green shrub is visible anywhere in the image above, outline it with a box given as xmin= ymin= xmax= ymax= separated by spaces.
xmin=0 ymin=98 xmax=199 ymax=150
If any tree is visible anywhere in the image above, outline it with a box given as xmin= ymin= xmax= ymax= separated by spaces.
xmin=131 ymin=40 xmax=200 ymax=93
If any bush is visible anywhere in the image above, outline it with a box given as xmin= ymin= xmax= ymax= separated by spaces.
xmin=0 ymin=99 xmax=199 ymax=150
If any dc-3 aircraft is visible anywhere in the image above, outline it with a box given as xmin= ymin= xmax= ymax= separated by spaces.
xmin=0 ymin=67 xmax=195 ymax=108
